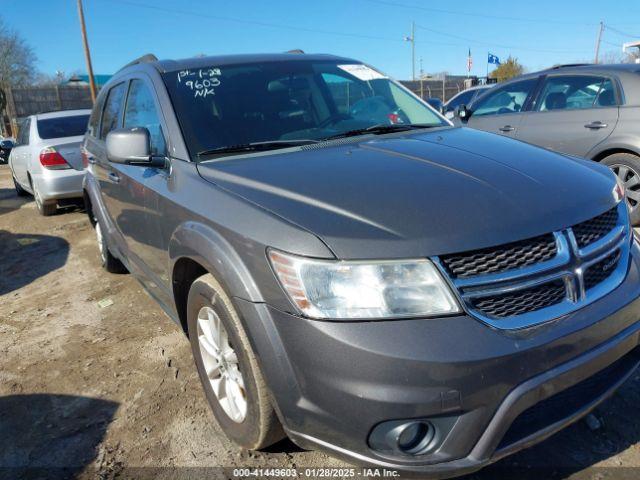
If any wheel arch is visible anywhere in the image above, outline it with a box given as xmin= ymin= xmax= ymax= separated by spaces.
xmin=592 ymin=147 xmax=640 ymax=162
xmin=169 ymin=221 xmax=264 ymax=334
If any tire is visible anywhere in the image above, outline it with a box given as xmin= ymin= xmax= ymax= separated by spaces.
xmin=32 ymin=181 xmax=57 ymax=216
xmin=95 ymin=218 xmax=127 ymax=273
xmin=13 ymin=175 xmax=29 ymax=197
xmin=187 ymin=273 xmax=284 ymax=450
xmin=601 ymin=153 xmax=640 ymax=226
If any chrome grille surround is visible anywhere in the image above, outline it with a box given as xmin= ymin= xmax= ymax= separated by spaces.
xmin=433 ymin=203 xmax=632 ymax=330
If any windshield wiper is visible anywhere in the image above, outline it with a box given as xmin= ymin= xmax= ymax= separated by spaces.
xmin=197 ymin=139 xmax=320 ymax=159
xmin=323 ymin=123 xmax=439 ymax=141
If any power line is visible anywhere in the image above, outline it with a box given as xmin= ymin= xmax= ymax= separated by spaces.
xmin=605 ymin=25 xmax=640 ymax=39
xmin=414 ymin=23 xmax=592 ymax=54
xmin=104 ymin=0 xmax=405 ymax=44
xmin=361 ymin=0 xmax=598 ymax=26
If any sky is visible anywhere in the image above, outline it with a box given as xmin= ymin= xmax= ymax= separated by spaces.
xmin=3 ymin=0 xmax=640 ymax=80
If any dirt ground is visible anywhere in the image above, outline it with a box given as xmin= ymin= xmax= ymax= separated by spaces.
xmin=1 ymin=163 xmax=640 ymax=480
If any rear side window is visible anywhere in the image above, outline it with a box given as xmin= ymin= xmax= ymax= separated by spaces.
xmin=123 ymin=79 xmax=167 ymax=155
xmin=37 ymin=115 xmax=90 ymax=140
xmin=100 ymin=82 xmax=127 ymax=139
xmin=18 ymin=118 xmax=30 ymax=145
xmin=472 ymin=79 xmax=537 ymax=117
xmin=535 ymin=75 xmax=617 ymax=111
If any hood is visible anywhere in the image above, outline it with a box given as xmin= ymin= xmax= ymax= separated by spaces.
xmin=197 ymin=127 xmax=618 ymax=259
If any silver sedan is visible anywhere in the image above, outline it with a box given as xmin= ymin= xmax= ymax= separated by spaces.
xmin=9 ymin=109 xmax=90 ymax=215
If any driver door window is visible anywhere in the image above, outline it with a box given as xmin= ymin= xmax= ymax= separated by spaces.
xmin=123 ymin=79 xmax=167 ymax=156
xmin=472 ymin=79 xmax=537 ymax=117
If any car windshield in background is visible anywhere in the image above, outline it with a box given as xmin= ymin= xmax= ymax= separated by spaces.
xmin=37 ymin=115 xmax=90 ymax=140
xmin=162 ymin=61 xmax=447 ymax=159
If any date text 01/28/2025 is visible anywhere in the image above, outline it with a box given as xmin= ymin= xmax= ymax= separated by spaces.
xmin=231 ymin=468 xmax=400 ymax=477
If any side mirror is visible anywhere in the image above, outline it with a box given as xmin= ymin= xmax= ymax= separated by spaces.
xmin=456 ymin=104 xmax=470 ymax=121
xmin=106 ymin=127 xmax=157 ymax=165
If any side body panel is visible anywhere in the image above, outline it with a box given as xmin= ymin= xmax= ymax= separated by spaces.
xmin=517 ymin=107 xmax=619 ymax=156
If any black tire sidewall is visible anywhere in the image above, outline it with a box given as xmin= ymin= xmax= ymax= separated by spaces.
xmin=602 ymin=153 xmax=640 ymax=226
xmin=187 ymin=276 xmax=264 ymax=448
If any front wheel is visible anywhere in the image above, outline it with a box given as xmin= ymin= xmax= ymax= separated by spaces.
xmin=187 ymin=273 xmax=284 ymax=450
xmin=601 ymin=153 xmax=640 ymax=226
xmin=95 ymin=219 xmax=127 ymax=273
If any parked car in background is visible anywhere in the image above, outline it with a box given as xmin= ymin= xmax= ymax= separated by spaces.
xmin=82 ymin=53 xmax=640 ymax=477
xmin=0 ymin=138 xmax=14 ymax=164
xmin=442 ymin=84 xmax=492 ymax=119
xmin=426 ymin=97 xmax=443 ymax=112
xmin=454 ymin=64 xmax=640 ymax=224
xmin=9 ymin=109 xmax=91 ymax=215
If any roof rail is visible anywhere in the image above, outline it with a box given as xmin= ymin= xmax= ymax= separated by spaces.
xmin=117 ymin=53 xmax=158 ymax=72
xmin=548 ymin=63 xmax=591 ymax=70
xmin=285 ymin=49 xmax=305 ymax=54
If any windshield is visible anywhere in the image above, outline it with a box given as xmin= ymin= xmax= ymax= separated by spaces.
xmin=37 ymin=115 xmax=90 ymax=140
xmin=162 ymin=60 xmax=447 ymax=159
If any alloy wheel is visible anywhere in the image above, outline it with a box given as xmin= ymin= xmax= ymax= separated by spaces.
xmin=610 ymin=164 xmax=640 ymax=214
xmin=197 ymin=306 xmax=247 ymax=423
xmin=95 ymin=222 xmax=107 ymax=264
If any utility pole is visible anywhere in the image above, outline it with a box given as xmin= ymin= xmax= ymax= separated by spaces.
xmin=594 ymin=21 xmax=604 ymax=64
xmin=77 ymin=0 xmax=97 ymax=103
xmin=404 ymin=22 xmax=415 ymax=80
xmin=419 ymin=57 xmax=424 ymax=99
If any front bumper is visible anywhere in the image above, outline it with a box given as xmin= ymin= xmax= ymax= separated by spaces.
xmin=32 ymin=168 xmax=85 ymax=202
xmin=235 ymin=240 xmax=640 ymax=476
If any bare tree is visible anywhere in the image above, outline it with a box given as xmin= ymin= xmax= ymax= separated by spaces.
xmin=0 ymin=16 xmax=37 ymax=86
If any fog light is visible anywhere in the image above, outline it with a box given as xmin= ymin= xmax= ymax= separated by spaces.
xmin=395 ymin=421 xmax=435 ymax=455
xmin=369 ymin=418 xmax=449 ymax=457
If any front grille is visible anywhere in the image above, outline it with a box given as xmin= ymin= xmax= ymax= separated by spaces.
xmin=497 ymin=348 xmax=640 ymax=450
xmin=573 ymin=207 xmax=619 ymax=248
xmin=584 ymin=249 xmax=621 ymax=291
xmin=440 ymin=234 xmax=557 ymax=278
xmin=470 ymin=280 xmax=566 ymax=319
xmin=437 ymin=204 xmax=627 ymax=328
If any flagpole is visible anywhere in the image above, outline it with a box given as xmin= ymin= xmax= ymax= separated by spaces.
xmin=486 ymin=52 xmax=489 ymax=81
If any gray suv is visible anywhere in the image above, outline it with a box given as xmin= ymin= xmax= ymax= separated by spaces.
xmin=83 ymin=53 xmax=640 ymax=477
xmin=456 ymin=64 xmax=640 ymax=224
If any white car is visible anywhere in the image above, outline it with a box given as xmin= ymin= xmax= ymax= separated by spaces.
xmin=9 ymin=109 xmax=91 ymax=215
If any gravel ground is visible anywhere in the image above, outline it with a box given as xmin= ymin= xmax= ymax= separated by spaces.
xmin=1 ymin=163 xmax=639 ymax=480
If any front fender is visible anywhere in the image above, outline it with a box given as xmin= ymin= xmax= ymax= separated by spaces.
xmin=169 ymin=221 xmax=263 ymax=302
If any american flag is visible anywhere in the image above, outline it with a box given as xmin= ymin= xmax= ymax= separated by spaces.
xmin=467 ymin=48 xmax=473 ymax=72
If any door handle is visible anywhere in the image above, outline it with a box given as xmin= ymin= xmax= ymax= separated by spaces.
xmin=499 ymin=125 xmax=515 ymax=133
xmin=108 ymin=172 xmax=120 ymax=184
xmin=584 ymin=121 xmax=608 ymax=129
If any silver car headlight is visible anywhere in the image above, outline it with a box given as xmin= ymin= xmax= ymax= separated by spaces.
xmin=268 ymin=250 xmax=461 ymax=319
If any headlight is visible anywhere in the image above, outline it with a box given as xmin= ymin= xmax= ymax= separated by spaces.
xmin=268 ymin=250 xmax=461 ymax=319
